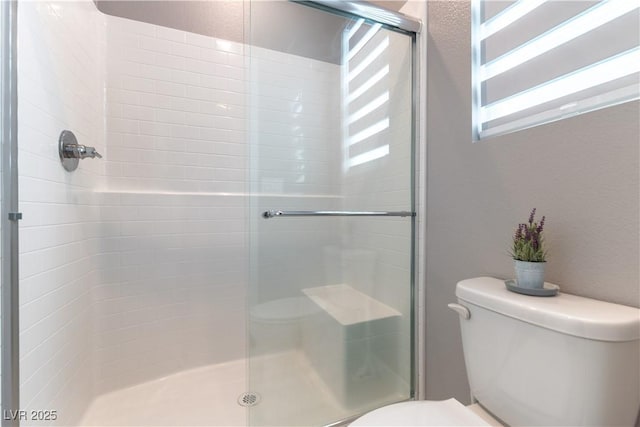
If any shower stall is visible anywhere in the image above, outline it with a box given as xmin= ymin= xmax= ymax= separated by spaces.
xmin=1 ymin=1 xmax=423 ymax=426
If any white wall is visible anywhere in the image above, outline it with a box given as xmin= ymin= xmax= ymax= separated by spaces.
xmin=425 ymin=0 xmax=640 ymax=404
xmin=17 ymin=0 xmax=105 ymax=424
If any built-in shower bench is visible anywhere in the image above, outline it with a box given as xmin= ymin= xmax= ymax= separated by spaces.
xmin=301 ymin=284 xmax=408 ymax=409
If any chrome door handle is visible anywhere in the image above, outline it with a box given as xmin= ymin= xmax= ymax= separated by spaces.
xmin=262 ymin=210 xmax=415 ymax=218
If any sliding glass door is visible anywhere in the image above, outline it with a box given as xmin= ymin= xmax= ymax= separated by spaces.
xmin=247 ymin=2 xmax=415 ymax=425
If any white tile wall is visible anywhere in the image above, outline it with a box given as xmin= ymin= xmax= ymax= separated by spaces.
xmin=247 ymin=37 xmax=344 ymax=310
xmin=18 ymin=1 xmax=105 ymax=425
xmin=104 ymin=16 xmax=247 ymax=194
xmin=94 ymin=15 xmax=343 ymax=393
xmin=248 ymin=46 xmax=342 ymax=196
xmin=104 ymin=15 xmax=342 ymax=197
xmin=92 ymin=191 xmax=247 ymax=393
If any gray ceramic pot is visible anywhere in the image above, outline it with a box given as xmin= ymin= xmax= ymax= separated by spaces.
xmin=514 ymin=260 xmax=546 ymax=289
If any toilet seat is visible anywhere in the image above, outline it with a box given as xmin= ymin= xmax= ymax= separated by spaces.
xmin=350 ymin=398 xmax=497 ymax=426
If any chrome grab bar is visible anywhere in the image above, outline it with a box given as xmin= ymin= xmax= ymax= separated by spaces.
xmin=262 ymin=210 xmax=415 ymax=219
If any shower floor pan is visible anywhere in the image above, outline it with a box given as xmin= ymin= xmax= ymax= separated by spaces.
xmin=79 ymin=358 xmax=246 ymax=426
xmin=79 ymin=350 xmax=400 ymax=426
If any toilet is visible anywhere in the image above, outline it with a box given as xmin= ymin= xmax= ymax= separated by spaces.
xmin=352 ymin=276 xmax=640 ymax=426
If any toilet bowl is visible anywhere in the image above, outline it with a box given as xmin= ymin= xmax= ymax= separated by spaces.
xmin=350 ymin=398 xmax=499 ymax=426
xmin=351 ymin=277 xmax=640 ymax=426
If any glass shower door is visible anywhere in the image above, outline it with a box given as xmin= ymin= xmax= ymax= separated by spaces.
xmin=247 ymin=2 xmax=415 ymax=425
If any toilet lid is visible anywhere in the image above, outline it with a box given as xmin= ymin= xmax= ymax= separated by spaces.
xmin=250 ymin=297 xmax=320 ymax=323
xmin=350 ymin=398 xmax=493 ymax=426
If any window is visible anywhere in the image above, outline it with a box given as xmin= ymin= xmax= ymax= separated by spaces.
xmin=472 ymin=0 xmax=640 ymax=140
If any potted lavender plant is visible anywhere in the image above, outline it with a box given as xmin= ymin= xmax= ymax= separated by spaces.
xmin=511 ymin=208 xmax=547 ymax=289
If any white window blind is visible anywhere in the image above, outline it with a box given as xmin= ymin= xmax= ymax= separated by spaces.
xmin=342 ymin=20 xmax=391 ymax=171
xmin=472 ymin=0 xmax=640 ymax=140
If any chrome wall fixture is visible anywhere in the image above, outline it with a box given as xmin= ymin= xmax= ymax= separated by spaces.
xmin=58 ymin=130 xmax=102 ymax=172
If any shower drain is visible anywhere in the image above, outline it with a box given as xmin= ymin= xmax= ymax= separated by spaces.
xmin=238 ymin=392 xmax=261 ymax=407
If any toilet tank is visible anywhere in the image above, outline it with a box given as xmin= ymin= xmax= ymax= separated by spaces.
xmin=455 ymin=277 xmax=640 ymax=427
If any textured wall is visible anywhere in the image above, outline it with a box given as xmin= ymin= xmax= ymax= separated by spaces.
xmin=425 ymin=0 xmax=640 ymax=404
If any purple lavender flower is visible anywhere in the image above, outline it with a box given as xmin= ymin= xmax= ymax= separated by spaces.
xmin=528 ymin=208 xmax=536 ymax=225
xmin=514 ymin=224 xmax=523 ymax=240
xmin=537 ymin=216 xmax=546 ymax=234
xmin=512 ymin=209 xmax=547 ymax=262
